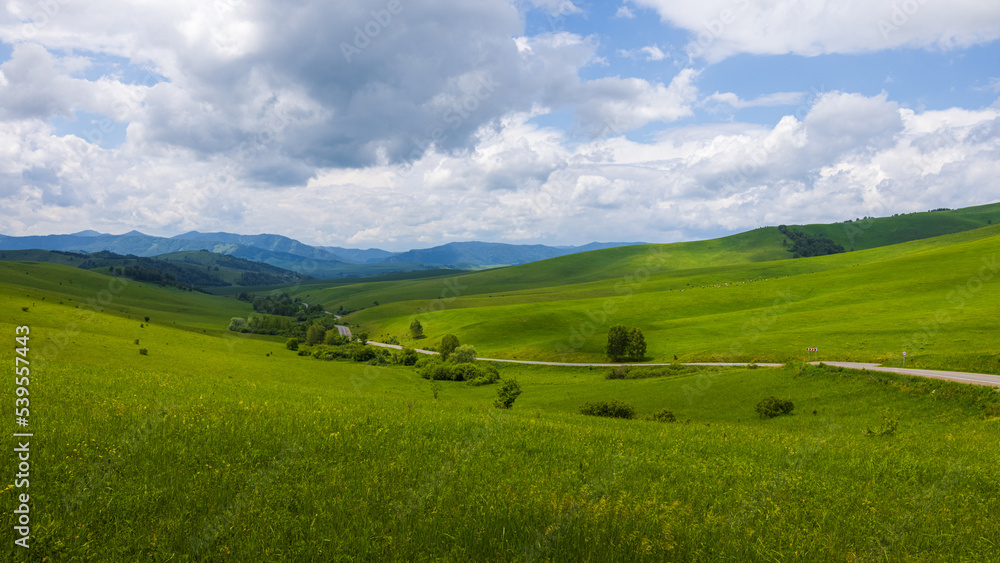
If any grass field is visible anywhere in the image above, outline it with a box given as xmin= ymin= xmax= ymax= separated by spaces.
xmin=297 ymin=222 xmax=1000 ymax=374
xmin=2 ymin=261 xmax=1000 ymax=561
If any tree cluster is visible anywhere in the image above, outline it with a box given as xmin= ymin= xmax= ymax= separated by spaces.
xmin=605 ymin=325 xmax=646 ymax=361
xmin=777 ymin=226 xmax=846 ymax=258
xmin=236 ymin=291 xmax=321 ymax=318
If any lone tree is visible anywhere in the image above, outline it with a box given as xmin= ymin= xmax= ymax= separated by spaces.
xmin=626 ymin=327 xmax=646 ymax=361
xmin=606 ymin=325 xmax=630 ymax=361
xmin=409 ymin=319 xmax=424 ymax=339
xmin=440 ymin=334 xmax=460 ymax=360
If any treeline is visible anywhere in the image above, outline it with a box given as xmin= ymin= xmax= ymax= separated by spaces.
xmin=75 ymin=251 xmax=220 ymax=290
xmin=238 ymin=271 xmax=291 ymax=286
xmin=229 ymin=294 xmax=333 ymax=337
xmin=106 ymin=265 xmax=206 ymax=292
xmin=236 ymin=291 xmax=324 ymax=318
xmin=778 ymin=225 xmax=846 ymax=258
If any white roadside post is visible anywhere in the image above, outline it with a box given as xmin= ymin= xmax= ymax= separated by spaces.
xmin=902 ymin=351 xmax=907 ymax=368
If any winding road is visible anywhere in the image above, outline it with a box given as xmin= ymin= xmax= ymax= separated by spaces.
xmin=817 ymin=362 xmax=1000 ymax=387
xmin=329 ymin=327 xmax=1000 ymax=387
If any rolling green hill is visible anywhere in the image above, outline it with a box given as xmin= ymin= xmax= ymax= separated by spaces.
xmin=313 ymin=222 xmax=1000 ymax=373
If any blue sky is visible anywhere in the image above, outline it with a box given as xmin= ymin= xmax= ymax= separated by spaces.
xmin=0 ymin=0 xmax=998 ymax=250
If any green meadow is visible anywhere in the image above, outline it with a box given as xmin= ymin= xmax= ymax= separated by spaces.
xmin=309 ymin=220 xmax=1000 ymax=374
xmin=1 ymin=256 xmax=999 ymax=561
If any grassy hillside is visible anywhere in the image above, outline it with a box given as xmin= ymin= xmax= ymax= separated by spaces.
xmin=2 ymin=270 xmax=998 ymax=561
xmin=795 ymin=201 xmax=1000 ymax=251
xmin=0 ymin=261 xmax=255 ymax=334
xmin=318 ymin=225 xmax=1000 ymax=373
xmin=291 ymin=203 xmax=1000 ymax=314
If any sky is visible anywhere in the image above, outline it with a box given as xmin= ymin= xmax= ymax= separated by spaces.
xmin=0 ymin=0 xmax=998 ymax=251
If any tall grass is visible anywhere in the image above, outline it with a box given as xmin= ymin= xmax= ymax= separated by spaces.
xmin=2 ymin=285 xmax=998 ymax=561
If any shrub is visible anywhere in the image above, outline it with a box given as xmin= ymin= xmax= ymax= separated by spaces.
xmin=451 ymin=363 xmax=499 ymax=384
xmin=646 ymin=408 xmax=676 ymax=423
xmin=351 ymin=345 xmax=379 ymax=363
xmin=755 ymin=396 xmax=795 ymax=419
xmin=395 ymin=347 xmax=420 ymax=366
xmin=138 ymin=348 xmax=148 ymax=356
xmin=324 ymin=330 xmax=349 ymax=346
xmin=228 ymin=317 xmax=247 ymax=332
xmin=580 ymin=400 xmax=636 ymax=420
xmin=450 ymin=344 xmax=477 ymax=364
xmin=494 ymin=378 xmax=522 ymax=409
xmin=286 ymin=338 xmax=299 ymax=351
xmin=606 ymin=366 xmax=630 ymax=379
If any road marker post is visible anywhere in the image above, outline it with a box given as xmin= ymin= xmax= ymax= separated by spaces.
xmin=902 ymin=351 xmax=907 ymax=368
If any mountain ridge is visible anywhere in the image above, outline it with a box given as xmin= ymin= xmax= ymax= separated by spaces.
xmin=0 ymin=231 xmax=648 ymax=278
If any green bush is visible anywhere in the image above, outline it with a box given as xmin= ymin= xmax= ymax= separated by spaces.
xmin=350 ymin=345 xmax=380 ymax=363
xmin=228 ymin=317 xmax=247 ymax=332
xmin=286 ymin=338 xmax=299 ymax=351
xmin=646 ymin=408 xmax=676 ymax=423
xmin=755 ymin=396 xmax=795 ymax=419
xmin=324 ymin=330 xmax=349 ymax=346
xmin=454 ymin=363 xmax=499 ymax=384
xmin=606 ymin=366 xmax=630 ymax=379
xmin=494 ymin=378 xmax=522 ymax=409
xmin=450 ymin=344 xmax=478 ymax=364
xmin=394 ymin=347 xmax=420 ymax=366
xmin=580 ymin=400 xmax=636 ymax=420
xmin=138 ymin=348 xmax=148 ymax=356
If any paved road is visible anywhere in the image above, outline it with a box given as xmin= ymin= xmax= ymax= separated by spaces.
xmin=816 ymin=362 xmax=1000 ymax=387
xmin=332 ymin=337 xmax=1000 ymax=387
xmin=474 ymin=358 xmax=784 ymax=368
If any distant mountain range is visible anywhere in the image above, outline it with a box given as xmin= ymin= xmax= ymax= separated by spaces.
xmin=0 ymin=231 xmax=647 ymax=279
